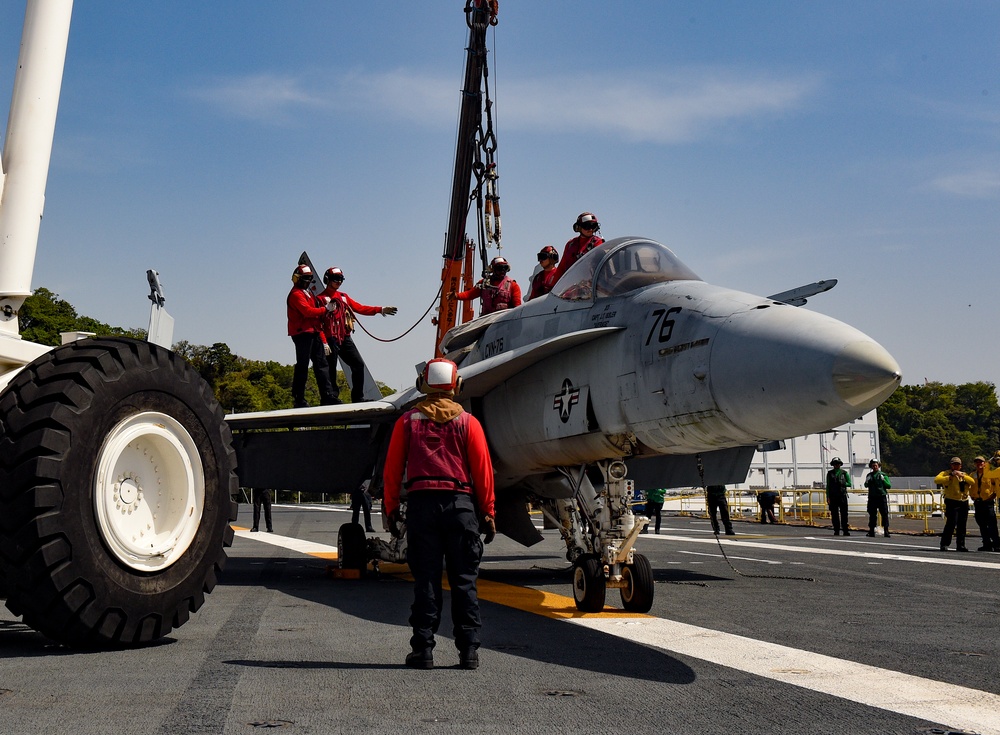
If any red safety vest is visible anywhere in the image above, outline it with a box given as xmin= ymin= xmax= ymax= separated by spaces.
xmin=481 ymin=277 xmax=514 ymax=314
xmin=403 ymin=411 xmax=472 ymax=492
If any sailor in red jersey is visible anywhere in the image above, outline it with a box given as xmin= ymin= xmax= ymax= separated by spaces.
xmin=527 ymin=245 xmax=560 ymax=300
xmin=552 ymin=211 xmax=604 ymax=283
xmin=383 ymin=358 xmax=495 ymax=670
xmin=286 ymin=264 xmax=338 ymax=408
xmin=448 ymin=256 xmax=522 ymax=316
xmin=318 ymin=267 xmax=396 ymax=403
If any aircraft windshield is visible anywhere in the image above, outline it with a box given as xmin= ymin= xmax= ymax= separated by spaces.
xmin=552 ymin=239 xmax=700 ymax=301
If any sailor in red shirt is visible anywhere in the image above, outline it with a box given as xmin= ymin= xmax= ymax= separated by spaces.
xmin=286 ymin=264 xmax=338 ymax=408
xmin=527 ymin=245 xmax=560 ymax=300
xmin=318 ymin=267 xmax=397 ymax=403
xmin=552 ymin=211 xmax=605 ymax=283
xmin=383 ymin=358 xmax=495 ymax=670
xmin=448 ymin=256 xmax=522 ymax=316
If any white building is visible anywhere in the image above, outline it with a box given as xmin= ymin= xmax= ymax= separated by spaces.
xmin=739 ymin=410 xmax=880 ymax=490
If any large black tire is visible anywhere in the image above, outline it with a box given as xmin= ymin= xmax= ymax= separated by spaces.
xmin=571 ymin=553 xmax=606 ymax=612
xmin=620 ymin=553 xmax=654 ymax=613
xmin=0 ymin=338 xmax=238 ymax=647
xmin=337 ymin=522 xmax=368 ymax=574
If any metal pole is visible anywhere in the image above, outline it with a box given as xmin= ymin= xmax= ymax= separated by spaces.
xmin=0 ymin=0 xmax=74 ymax=337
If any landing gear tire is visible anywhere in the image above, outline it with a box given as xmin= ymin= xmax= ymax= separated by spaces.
xmin=571 ymin=553 xmax=606 ymax=612
xmin=337 ymin=522 xmax=368 ymax=574
xmin=620 ymin=553 xmax=654 ymax=613
xmin=0 ymin=338 xmax=238 ymax=647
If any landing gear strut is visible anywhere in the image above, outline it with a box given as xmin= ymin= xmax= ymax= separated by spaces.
xmin=541 ymin=460 xmax=655 ymax=613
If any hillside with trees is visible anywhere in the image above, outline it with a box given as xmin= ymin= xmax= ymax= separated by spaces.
xmin=877 ymin=381 xmax=1000 ymax=476
xmin=17 ymin=288 xmax=392 ymax=411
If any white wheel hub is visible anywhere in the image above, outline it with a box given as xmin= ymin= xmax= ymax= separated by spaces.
xmin=94 ymin=411 xmax=205 ymax=571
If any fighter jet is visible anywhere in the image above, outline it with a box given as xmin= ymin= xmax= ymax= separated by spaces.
xmin=228 ymin=235 xmax=901 ymax=613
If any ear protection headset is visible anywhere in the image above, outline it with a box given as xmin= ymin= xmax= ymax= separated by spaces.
xmin=415 ymin=358 xmax=463 ymax=396
xmin=292 ymin=264 xmax=314 ymax=285
xmin=573 ymin=211 xmax=600 ymax=233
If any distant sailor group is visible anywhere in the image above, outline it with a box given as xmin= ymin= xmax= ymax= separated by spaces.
xmin=822 ymin=454 xmax=1000 ymax=549
xmin=935 ymin=455 xmax=1000 ymax=552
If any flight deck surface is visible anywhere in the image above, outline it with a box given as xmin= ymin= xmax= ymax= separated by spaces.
xmin=2 ymin=505 xmax=998 ymax=735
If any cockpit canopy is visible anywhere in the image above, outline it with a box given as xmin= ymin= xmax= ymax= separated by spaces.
xmin=552 ymin=237 xmax=701 ymax=301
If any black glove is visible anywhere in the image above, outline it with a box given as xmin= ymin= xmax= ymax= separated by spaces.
xmin=481 ymin=515 xmax=496 ymax=544
xmin=388 ymin=510 xmax=403 ymax=539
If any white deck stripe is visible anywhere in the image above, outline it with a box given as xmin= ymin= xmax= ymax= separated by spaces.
xmin=233 ymin=529 xmax=338 ymax=557
xmin=572 ymin=616 xmax=1000 ymax=735
xmin=648 ymin=533 xmax=1000 ymax=569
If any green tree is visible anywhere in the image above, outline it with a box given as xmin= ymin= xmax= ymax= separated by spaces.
xmin=878 ymin=382 xmax=1000 ymax=475
xmin=18 ymin=288 xmax=144 ymax=344
xmin=173 ymin=341 xmax=239 ymax=389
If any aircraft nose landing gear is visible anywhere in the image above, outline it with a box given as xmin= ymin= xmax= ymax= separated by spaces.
xmin=555 ymin=460 xmax=655 ymax=613
xmin=571 ymin=553 xmax=605 ymax=612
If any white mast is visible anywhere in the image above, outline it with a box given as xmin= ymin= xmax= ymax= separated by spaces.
xmin=0 ymin=0 xmax=73 ymax=340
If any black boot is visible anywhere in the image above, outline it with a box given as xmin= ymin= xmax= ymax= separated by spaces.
xmin=406 ymin=650 xmax=434 ymax=669
xmin=459 ymin=648 xmax=479 ymax=670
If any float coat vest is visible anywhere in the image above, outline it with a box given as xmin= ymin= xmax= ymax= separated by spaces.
xmin=403 ymin=411 xmax=473 ymax=493
xmin=481 ymin=277 xmax=514 ymax=314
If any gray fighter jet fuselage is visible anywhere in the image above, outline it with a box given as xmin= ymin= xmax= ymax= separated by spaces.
xmin=444 ymin=236 xmax=900 ymax=494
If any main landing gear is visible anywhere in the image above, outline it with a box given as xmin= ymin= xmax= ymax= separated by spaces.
xmin=541 ymin=460 xmax=655 ymax=613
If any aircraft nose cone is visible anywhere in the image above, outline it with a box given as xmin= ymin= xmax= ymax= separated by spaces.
xmin=833 ymin=340 xmax=901 ymax=408
xmin=709 ymin=304 xmax=902 ymax=441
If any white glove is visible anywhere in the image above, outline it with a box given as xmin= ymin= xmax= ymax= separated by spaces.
xmin=323 ymin=343 xmax=331 ymax=356
xmin=381 ymin=306 xmax=398 ymax=316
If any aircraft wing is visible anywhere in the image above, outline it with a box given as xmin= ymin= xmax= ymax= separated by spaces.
xmin=225 ymin=390 xmax=424 ymax=495
xmin=767 ymin=279 xmax=837 ymax=307
xmin=225 ymin=387 xmax=422 ymax=431
xmin=459 ymin=326 xmax=623 ymax=398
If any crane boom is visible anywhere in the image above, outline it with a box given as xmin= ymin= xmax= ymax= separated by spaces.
xmin=434 ymin=0 xmax=497 ymax=357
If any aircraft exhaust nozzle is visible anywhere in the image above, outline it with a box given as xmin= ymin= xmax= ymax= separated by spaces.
xmin=709 ymin=304 xmax=901 ymax=441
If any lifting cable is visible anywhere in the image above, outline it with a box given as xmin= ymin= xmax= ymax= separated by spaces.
xmin=365 ymin=3 xmax=499 ymax=344
xmin=352 ymin=283 xmax=443 ymax=343
xmin=467 ymin=4 xmax=501 ymax=282
xmin=696 ymin=454 xmax=815 ymax=583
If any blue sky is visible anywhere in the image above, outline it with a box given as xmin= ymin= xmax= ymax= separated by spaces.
xmin=3 ymin=2 xmax=998 ymax=392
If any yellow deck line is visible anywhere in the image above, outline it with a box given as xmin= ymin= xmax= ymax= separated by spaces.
xmin=235 ymin=524 xmax=647 ymax=618
xmin=475 ymin=578 xmax=649 ymax=619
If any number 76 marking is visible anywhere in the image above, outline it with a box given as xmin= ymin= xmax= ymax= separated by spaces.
xmin=646 ymin=307 xmax=682 ymax=346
